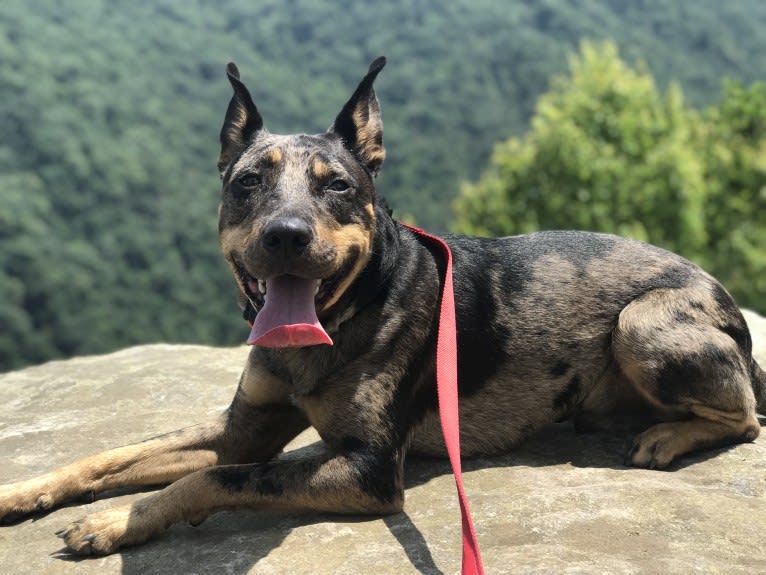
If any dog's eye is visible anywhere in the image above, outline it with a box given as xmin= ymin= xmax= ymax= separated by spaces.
xmin=326 ymin=179 xmax=351 ymax=193
xmin=237 ymin=173 xmax=262 ymax=189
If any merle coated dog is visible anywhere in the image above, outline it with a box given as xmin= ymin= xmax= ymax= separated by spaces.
xmin=1 ymin=57 xmax=764 ymax=555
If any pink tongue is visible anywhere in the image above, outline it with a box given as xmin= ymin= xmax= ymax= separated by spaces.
xmin=247 ymin=275 xmax=333 ymax=348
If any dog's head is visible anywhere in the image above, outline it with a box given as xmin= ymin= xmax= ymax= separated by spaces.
xmin=217 ymin=58 xmax=387 ymax=348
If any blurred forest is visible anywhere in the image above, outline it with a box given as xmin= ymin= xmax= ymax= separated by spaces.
xmin=2 ymin=0 xmax=766 ymax=370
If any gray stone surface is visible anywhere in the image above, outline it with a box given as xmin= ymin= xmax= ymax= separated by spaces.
xmin=1 ymin=311 xmax=765 ymax=574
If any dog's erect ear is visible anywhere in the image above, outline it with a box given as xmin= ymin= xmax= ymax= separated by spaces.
xmin=218 ymin=62 xmax=264 ymax=174
xmin=329 ymin=57 xmax=386 ymax=176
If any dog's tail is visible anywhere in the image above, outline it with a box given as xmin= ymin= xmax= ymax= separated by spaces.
xmin=752 ymin=358 xmax=766 ymax=415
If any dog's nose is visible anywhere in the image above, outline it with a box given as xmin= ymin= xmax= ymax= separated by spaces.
xmin=261 ymin=217 xmax=313 ymax=256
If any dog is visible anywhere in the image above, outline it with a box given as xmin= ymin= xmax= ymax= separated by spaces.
xmin=1 ymin=57 xmax=764 ymax=556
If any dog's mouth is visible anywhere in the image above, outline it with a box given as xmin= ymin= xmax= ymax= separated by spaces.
xmin=236 ymin=265 xmax=339 ymax=348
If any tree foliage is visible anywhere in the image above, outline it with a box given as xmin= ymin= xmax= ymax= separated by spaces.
xmin=699 ymin=81 xmax=766 ymax=308
xmin=2 ymin=1 xmax=766 ymax=370
xmin=454 ymin=42 xmax=766 ymax=314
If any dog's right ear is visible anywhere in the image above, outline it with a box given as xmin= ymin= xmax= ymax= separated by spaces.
xmin=218 ymin=63 xmax=264 ymax=174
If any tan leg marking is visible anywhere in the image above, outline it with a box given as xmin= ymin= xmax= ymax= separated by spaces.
xmin=58 ymin=450 xmax=404 ymax=556
xmin=628 ymin=414 xmax=760 ymax=469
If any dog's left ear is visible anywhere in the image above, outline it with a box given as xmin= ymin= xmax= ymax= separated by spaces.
xmin=329 ymin=57 xmax=386 ymax=176
xmin=218 ymin=62 xmax=264 ymax=174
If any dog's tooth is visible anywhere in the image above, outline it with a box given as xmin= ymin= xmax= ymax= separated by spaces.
xmin=314 ymin=280 xmax=321 ymax=296
xmin=258 ymin=279 xmax=267 ymax=294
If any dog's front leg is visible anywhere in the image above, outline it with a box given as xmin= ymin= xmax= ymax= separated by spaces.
xmin=0 ymin=358 xmax=309 ymax=522
xmin=58 ymin=444 xmax=404 ymax=555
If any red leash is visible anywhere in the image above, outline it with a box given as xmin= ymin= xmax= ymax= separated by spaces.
xmin=403 ymin=223 xmax=485 ymax=575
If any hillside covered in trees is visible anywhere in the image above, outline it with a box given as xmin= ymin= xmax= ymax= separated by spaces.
xmin=2 ymin=0 xmax=766 ymax=370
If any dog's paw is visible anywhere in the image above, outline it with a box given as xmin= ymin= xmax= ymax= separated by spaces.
xmin=0 ymin=480 xmax=58 ymax=524
xmin=57 ymin=505 xmax=154 ymax=556
xmin=626 ymin=424 xmax=680 ymax=469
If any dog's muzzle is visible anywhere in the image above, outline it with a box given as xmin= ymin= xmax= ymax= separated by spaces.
xmin=241 ymin=217 xmax=333 ymax=349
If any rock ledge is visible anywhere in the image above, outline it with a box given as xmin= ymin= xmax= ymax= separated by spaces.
xmin=1 ymin=311 xmax=765 ymax=574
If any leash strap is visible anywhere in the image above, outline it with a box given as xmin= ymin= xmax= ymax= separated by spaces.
xmin=403 ymin=223 xmax=485 ymax=575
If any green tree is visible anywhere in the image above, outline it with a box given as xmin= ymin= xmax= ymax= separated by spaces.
xmin=453 ymin=42 xmax=765 ymax=314
xmin=700 ymin=81 xmax=766 ymax=310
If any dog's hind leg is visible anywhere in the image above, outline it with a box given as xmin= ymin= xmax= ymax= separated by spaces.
xmin=612 ymin=286 xmax=761 ymax=469
xmin=0 ymin=359 xmax=308 ymax=522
